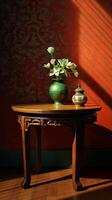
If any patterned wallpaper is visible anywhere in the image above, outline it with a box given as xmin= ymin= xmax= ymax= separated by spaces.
xmin=0 ymin=0 xmax=79 ymax=103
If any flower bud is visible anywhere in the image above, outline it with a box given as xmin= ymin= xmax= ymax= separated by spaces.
xmin=47 ymin=47 xmax=55 ymax=57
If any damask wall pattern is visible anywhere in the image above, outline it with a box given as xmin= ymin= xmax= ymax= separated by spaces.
xmin=0 ymin=0 xmax=78 ymax=103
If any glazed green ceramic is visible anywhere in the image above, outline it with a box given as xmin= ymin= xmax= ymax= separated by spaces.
xmin=49 ymin=80 xmax=68 ymax=105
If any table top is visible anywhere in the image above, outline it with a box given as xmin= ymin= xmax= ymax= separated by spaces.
xmin=12 ymin=104 xmax=101 ymax=115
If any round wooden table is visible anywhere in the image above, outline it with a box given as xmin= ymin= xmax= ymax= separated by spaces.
xmin=12 ymin=104 xmax=101 ymax=191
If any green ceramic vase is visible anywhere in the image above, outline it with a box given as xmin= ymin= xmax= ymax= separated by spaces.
xmin=49 ymin=80 xmax=68 ymax=105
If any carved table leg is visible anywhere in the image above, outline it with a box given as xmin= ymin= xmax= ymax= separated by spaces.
xmin=34 ymin=126 xmax=42 ymax=172
xmin=72 ymin=121 xmax=85 ymax=191
xmin=20 ymin=116 xmax=31 ymax=188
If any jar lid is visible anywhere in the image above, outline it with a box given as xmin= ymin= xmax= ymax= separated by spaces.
xmin=75 ymin=85 xmax=84 ymax=93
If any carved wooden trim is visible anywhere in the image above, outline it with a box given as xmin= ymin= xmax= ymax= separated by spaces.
xmin=47 ymin=120 xmax=61 ymax=126
xmin=18 ymin=116 xmax=62 ymax=131
xmin=18 ymin=112 xmax=97 ymax=132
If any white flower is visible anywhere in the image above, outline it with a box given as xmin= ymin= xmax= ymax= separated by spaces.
xmin=43 ymin=47 xmax=79 ymax=79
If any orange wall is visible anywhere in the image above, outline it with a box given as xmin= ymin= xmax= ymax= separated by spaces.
xmin=0 ymin=0 xmax=112 ymax=151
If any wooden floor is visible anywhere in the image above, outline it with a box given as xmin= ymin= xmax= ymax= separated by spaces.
xmin=0 ymin=167 xmax=112 ymax=200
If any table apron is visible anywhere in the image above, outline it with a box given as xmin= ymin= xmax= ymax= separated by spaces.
xmin=18 ymin=112 xmax=96 ymax=132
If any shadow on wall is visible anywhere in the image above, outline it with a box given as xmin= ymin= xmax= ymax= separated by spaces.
xmin=0 ymin=0 xmax=80 ymax=102
xmin=85 ymin=124 xmax=112 ymax=149
xmin=96 ymin=0 xmax=112 ymax=16
xmin=0 ymin=0 xmax=79 ymax=149
xmin=80 ymin=67 xmax=112 ymax=109
xmin=0 ymin=96 xmax=21 ymax=149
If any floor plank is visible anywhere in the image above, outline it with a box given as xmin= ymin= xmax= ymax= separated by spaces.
xmin=0 ymin=167 xmax=112 ymax=200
